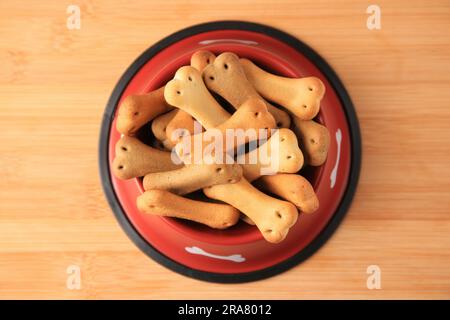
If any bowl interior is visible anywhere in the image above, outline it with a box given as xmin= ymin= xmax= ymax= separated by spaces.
xmin=108 ymin=30 xmax=351 ymax=259
xmin=131 ymin=51 xmax=326 ymax=244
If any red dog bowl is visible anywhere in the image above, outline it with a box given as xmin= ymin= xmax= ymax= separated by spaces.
xmin=99 ymin=21 xmax=361 ymax=282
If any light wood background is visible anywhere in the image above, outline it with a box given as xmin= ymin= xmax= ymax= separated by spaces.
xmin=1 ymin=0 xmax=449 ymax=300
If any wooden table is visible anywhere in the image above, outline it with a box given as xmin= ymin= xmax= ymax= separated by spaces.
xmin=1 ymin=0 xmax=449 ymax=299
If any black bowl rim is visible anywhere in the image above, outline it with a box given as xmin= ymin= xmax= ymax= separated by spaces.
xmin=98 ymin=20 xmax=362 ymax=283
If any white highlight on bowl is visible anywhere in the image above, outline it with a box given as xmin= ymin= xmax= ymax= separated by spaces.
xmin=198 ymin=39 xmax=258 ymax=46
xmin=185 ymin=246 xmax=246 ymax=263
xmin=330 ymin=129 xmax=342 ymax=188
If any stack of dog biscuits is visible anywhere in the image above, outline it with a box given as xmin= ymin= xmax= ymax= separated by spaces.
xmin=112 ymin=50 xmax=329 ymax=244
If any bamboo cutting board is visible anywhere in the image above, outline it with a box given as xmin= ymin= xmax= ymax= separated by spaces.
xmin=1 ymin=0 xmax=449 ymax=299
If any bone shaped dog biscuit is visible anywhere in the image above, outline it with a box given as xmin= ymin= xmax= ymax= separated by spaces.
xmin=164 ymin=50 xmax=217 ymax=145
xmin=202 ymin=52 xmax=291 ymax=128
xmin=165 ymin=109 xmax=199 ymax=146
xmin=143 ymin=163 xmax=242 ymax=195
xmin=137 ymin=190 xmax=240 ymax=229
xmin=240 ymin=128 xmax=304 ymax=182
xmin=190 ymin=50 xmax=216 ymax=71
xmin=164 ymin=66 xmax=230 ymax=128
xmin=293 ymin=118 xmax=330 ymax=166
xmin=254 ymin=174 xmax=319 ymax=214
xmin=112 ymin=136 xmax=182 ymax=180
xmin=150 ymin=109 xmax=178 ymax=149
xmin=204 ymin=179 xmax=298 ymax=243
xmin=240 ymin=58 xmax=325 ymax=120
xmin=116 ymin=86 xmax=173 ymax=135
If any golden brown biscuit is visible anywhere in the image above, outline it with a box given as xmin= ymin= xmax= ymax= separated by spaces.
xmin=143 ymin=163 xmax=242 ymax=195
xmin=150 ymin=109 xmax=178 ymax=149
xmin=190 ymin=50 xmax=216 ymax=71
xmin=164 ymin=50 xmax=216 ymax=146
xmin=240 ymin=58 xmax=325 ymax=120
xmin=116 ymin=87 xmax=173 ymax=135
xmin=240 ymin=128 xmax=304 ymax=181
xmin=165 ymin=110 xmax=201 ymax=146
xmin=112 ymin=136 xmax=182 ymax=180
xmin=164 ymin=66 xmax=230 ymax=128
xmin=137 ymin=190 xmax=240 ymax=229
xmin=292 ymin=117 xmax=330 ymax=166
xmin=254 ymin=174 xmax=319 ymax=214
xmin=202 ymin=52 xmax=291 ymax=128
xmin=204 ymin=179 xmax=298 ymax=243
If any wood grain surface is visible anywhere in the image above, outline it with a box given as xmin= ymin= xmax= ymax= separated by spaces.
xmin=1 ymin=0 xmax=449 ymax=299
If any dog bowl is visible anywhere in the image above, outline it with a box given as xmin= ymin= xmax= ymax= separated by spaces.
xmin=99 ymin=21 xmax=361 ymax=283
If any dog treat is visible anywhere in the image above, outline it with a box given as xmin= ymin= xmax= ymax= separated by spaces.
xmin=191 ymin=50 xmax=216 ymax=71
xmin=163 ymin=50 xmax=216 ymax=145
xmin=240 ymin=128 xmax=304 ymax=182
xmin=143 ymin=163 xmax=243 ymax=195
xmin=116 ymin=86 xmax=173 ymax=135
xmin=202 ymin=52 xmax=291 ymax=128
xmin=150 ymin=109 xmax=178 ymax=149
xmin=293 ymin=117 xmax=330 ymax=166
xmin=137 ymin=190 xmax=240 ymax=229
xmin=254 ymin=174 xmax=319 ymax=214
xmin=175 ymin=98 xmax=276 ymax=162
xmin=239 ymin=58 xmax=326 ymax=120
xmin=164 ymin=66 xmax=230 ymax=128
xmin=165 ymin=108 xmax=201 ymax=146
xmin=112 ymin=136 xmax=182 ymax=180
xmin=204 ymin=179 xmax=298 ymax=243
xmin=151 ymin=110 xmax=177 ymax=141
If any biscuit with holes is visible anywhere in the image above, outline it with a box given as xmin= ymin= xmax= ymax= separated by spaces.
xmin=240 ymin=58 xmax=325 ymax=120
xmin=240 ymin=128 xmax=304 ymax=181
xmin=293 ymin=118 xmax=330 ymax=166
xmin=116 ymin=87 xmax=173 ymax=135
xmin=202 ymin=52 xmax=291 ymax=128
xmin=143 ymin=163 xmax=242 ymax=195
xmin=190 ymin=50 xmax=216 ymax=71
xmin=254 ymin=174 xmax=319 ymax=214
xmin=164 ymin=66 xmax=230 ymax=128
xmin=112 ymin=136 xmax=182 ymax=180
xmin=164 ymin=50 xmax=216 ymax=145
xmin=204 ymin=179 xmax=298 ymax=243
xmin=137 ymin=190 xmax=240 ymax=229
